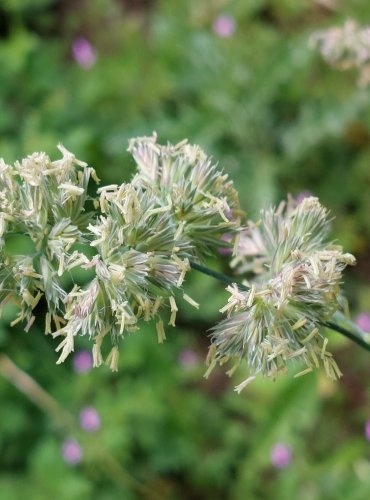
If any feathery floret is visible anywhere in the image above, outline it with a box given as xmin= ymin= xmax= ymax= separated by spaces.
xmin=210 ymin=197 xmax=356 ymax=387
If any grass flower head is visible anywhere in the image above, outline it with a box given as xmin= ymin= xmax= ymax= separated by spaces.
xmin=210 ymin=197 xmax=356 ymax=386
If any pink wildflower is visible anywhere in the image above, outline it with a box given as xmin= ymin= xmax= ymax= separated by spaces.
xmin=79 ymin=406 xmax=101 ymax=432
xmin=72 ymin=37 xmax=97 ymax=69
xmin=270 ymin=443 xmax=292 ymax=468
xmin=61 ymin=439 xmax=83 ymax=465
xmin=213 ymin=15 xmax=236 ymax=39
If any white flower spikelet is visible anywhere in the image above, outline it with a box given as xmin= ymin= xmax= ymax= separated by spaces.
xmin=211 ymin=197 xmax=356 ymax=385
xmin=310 ymin=19 xmax=370 ymax=86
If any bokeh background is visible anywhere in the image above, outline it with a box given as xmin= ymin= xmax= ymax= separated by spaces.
xmin=0 ymin=1 xmax=370 ymax=499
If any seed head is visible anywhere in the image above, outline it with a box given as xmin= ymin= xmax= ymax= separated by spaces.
xmin=211 ymin=197 xmax=356 ymax=387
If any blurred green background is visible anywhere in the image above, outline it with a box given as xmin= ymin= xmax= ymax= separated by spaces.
xmin=0 ymin=1 xmax=369 ymax=498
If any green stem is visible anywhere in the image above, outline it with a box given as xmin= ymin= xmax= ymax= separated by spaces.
xmin=189 ymin=261 xmax=249 ymax=290
xmin=322 ymin=321 xmax=370 ymax=352
xmin=189 ymin=260 xmax=370 ymax=353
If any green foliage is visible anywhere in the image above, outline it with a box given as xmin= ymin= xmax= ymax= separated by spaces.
xmin=0 ymin=0 xmax=369 ymax=499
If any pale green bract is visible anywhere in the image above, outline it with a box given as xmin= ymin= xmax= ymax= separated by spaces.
xmin=0 ymin=135 xmax=357 ymax=388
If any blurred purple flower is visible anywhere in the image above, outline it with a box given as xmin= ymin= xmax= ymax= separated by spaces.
xmin=72 ymin=37 xmax=97 ymax=69
xmin=218 ymin=233 xmax=233 ymax=256
xmin=355 ymin=312 xmax=370 ymax=333
xmin=79 ymin=406 xmax=101 ymax=432
xmin=73 ymin=350 xmax=93 ymax=374
xmin=213 ymin=15 xmax=236 ymax=38
xmin=62 ymin=439 xmax=83 ymax=465
xmin=270 ymin=443 xmax=292 ymax=468
xmin=178 ymin=349 xmax=199 ymax=369
xmin=296 ymin=191 xmax=313 ymax=204
xmin=365 ymin=420 xmax=370 ymax=441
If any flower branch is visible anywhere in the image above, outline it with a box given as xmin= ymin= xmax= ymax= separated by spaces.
xmin=0 ymin=133 xmax=365 ymax=391
xmin=190 ymin=261 xmax=370 ymax=352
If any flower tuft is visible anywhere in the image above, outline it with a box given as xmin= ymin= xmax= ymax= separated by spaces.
xmin=0 ymin=139 xmax=358 ymax=385
xmin=211 ymin=197 xmax=355 ymax=384
xmin=310 ymin=19 xmax=370 ymax=86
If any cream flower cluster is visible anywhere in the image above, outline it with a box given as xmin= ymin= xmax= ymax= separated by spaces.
xmin=0 ymin=137 xmax=358 ymax=386
xmin=209 ymin=197 xmax=356 ymax=389
xmin=310 ymin=19 xmax=370 ymax=86
xmin=0 ymin=135 xmax=240 ymax=371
